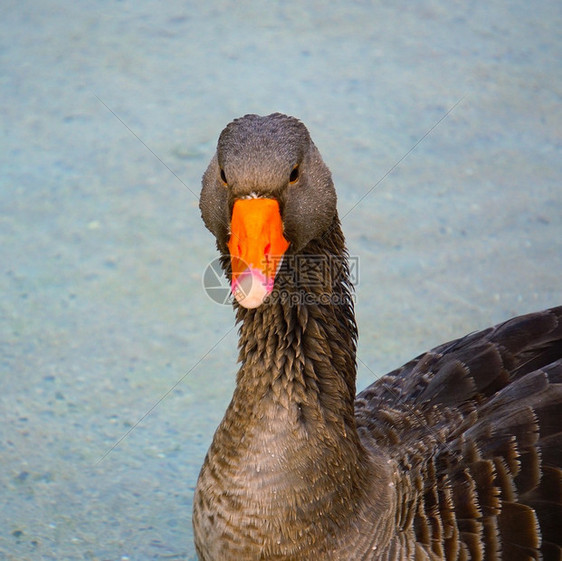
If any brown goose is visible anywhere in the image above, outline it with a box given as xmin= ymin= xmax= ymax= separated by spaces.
xmin=194 ymin=113 xmax=562 ymax=560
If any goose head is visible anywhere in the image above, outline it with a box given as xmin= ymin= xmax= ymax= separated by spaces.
xmin=200 ymin=113 xmax=337 ymax=308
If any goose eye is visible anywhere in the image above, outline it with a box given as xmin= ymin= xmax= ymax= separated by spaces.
xmin=220 ymin=168 xmax=228 ymax=185
xmin=289 ymin=165 xmax=299 ymax=184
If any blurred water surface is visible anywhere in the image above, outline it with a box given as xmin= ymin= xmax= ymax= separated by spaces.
xmin=1 ymin=1 xmax=561 ymax=559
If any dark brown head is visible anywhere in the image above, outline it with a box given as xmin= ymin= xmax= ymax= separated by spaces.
xmin=200 ymin=113 xmax=337 ymax=307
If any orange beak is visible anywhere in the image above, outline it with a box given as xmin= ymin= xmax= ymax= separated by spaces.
xmin=227 ymin=198 xmax=290 ymax=308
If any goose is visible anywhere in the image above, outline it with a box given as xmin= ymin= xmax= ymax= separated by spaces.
xmin=194 ymin=113 xmax=562 ymax=560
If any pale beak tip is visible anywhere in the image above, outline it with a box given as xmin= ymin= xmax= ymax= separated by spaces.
xmin=232 ymin=267 xmax=273 ymax=309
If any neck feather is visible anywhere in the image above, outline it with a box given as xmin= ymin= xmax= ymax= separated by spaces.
xmin=235 ymin=215 xmax=359 ymax=434
xmin=194 ymin=216 xmax=388 ymax=559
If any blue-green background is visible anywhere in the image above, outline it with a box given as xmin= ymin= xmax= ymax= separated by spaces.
xmin=1 ymin=2 xmax=561 ymax=559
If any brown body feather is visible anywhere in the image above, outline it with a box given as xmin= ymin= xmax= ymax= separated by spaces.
xmin=194 ymin=113 xmax=562 ymax=560
xmin=357 ymin=306 xmax=562 ymax=561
